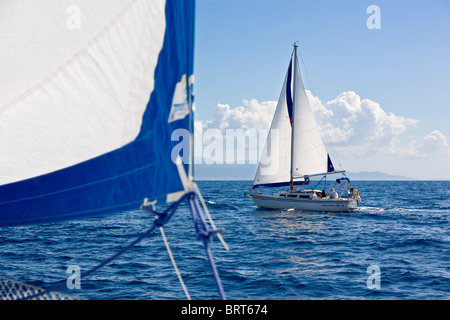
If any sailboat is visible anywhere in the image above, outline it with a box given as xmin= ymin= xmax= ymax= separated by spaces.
xmin=246 ymin=44 xmax=360 ymax=212
xmin=0 ymin=0 xmax=227 ymax=300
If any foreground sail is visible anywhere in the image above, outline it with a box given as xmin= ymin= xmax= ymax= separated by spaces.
xmin=0 ymin=0 xmax=194 ymax=226
xmin=0 ymin=0 xmax=228 ymax=300
xmin=247 ymin=44 xmax=360 ymax=212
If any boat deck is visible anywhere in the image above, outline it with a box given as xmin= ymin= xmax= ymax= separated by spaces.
xmin=248 ymin=192 xmax=358 ymax=212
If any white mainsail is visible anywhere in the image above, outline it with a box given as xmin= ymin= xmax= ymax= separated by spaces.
xmin=253 ymin=45 xmax=335 ymax=189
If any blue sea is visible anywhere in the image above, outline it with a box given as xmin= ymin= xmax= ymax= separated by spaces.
xmin=1 ymin=180 xmax=449 ymax=300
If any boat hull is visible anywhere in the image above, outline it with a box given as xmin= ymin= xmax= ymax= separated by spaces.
xmin=248 ymin=193 xmax=357 ymax=212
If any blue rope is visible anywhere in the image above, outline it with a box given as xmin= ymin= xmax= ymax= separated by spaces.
xmin=189 ymin=195 xmax=226 ymax=299
xmin=22 ymin=190 xmax=226 ymax=300
xmin=311 ymin=175 xmax=329 ymax=191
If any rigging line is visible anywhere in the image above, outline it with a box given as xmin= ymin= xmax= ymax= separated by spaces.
xmin=159 ymin=226 xmax=191 ymax=300
xmin=22 ymin=191 xmax=192 ymax=301
xmin=193 ymin=182 xmax=229 ymax=251
xmin=298 ymin=50 xmax=316 ymax=98
xmin=22 ymin=221 xmax=159 ymax=300
xmin=326 ymin=122 xmax=343 ymax=170
xmin=189 ymin=196 xmax=227 ymax=300
xmin=298 ymin=49 xmax=343 ymax=170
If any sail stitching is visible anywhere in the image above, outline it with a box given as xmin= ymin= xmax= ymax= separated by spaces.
xmin=0 ymin=161 xmax=156 ymax=205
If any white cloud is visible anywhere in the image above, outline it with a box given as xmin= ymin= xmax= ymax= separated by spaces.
xmin=204 ymin=91 xmax=450 ymax=160
xmin=309 ymin=91 xmax=450 ymax=159
xmin=307 ymin=91 xmax=420 ymax=156
xmin=417 ymin=130 xmax=450 ymax=157
xmin=205 ymin=99 xmax=277 ymax=131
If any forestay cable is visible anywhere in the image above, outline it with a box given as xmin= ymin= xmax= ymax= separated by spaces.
xmin=19 ymin=190 xmax=225 ymax=300
xmin=159 ymin=226 xmax=191 ymax=300
xmin=194 ymin=183 xmax=229 ymax=251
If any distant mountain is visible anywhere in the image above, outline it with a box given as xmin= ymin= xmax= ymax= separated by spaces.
xmin=194 ymin=164 xmax=414 ymax=181
xmin=344 ymin=171 xmax=413 ymax=181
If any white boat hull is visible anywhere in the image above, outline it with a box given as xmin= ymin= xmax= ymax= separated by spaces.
xmin=248 ymin=193 xmax=358 ymax=212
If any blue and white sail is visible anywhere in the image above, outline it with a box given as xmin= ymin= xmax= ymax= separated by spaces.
xmin=0 ymin=0 xmax=195 ymax=227
xmin=253 ymin=46 xmax=336 ymax=189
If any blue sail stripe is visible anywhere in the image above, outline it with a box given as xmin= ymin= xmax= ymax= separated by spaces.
xmin=327 ymin=154 xmax=335 ymax=173
xmin=0 ymin=162 xmax=158 ymax=205
xmin=286 ymin=58 xmax=293 ymax=124
xmin=0 ymin=124 xmax=162 ymax=205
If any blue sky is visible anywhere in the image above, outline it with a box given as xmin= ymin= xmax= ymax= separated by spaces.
xmin=193 ymin=0 xmax=450 ymax=179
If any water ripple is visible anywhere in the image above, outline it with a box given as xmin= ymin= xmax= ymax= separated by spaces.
xmin=0 ymin=180 xmax=449 ymax=299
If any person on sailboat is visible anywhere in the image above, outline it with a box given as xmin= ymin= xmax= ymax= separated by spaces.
xmin=329 ymin=187 xmax=338 ymax=199
xmin=349 ymin=187 xmax=361 ymax=203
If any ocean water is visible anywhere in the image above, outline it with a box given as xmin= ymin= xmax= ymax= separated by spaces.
xmin=0 ymin=180 xmax=449 ymax=300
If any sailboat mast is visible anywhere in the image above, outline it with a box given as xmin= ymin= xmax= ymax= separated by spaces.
xmin=289 ymin=43 xmax=298 ymax=191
